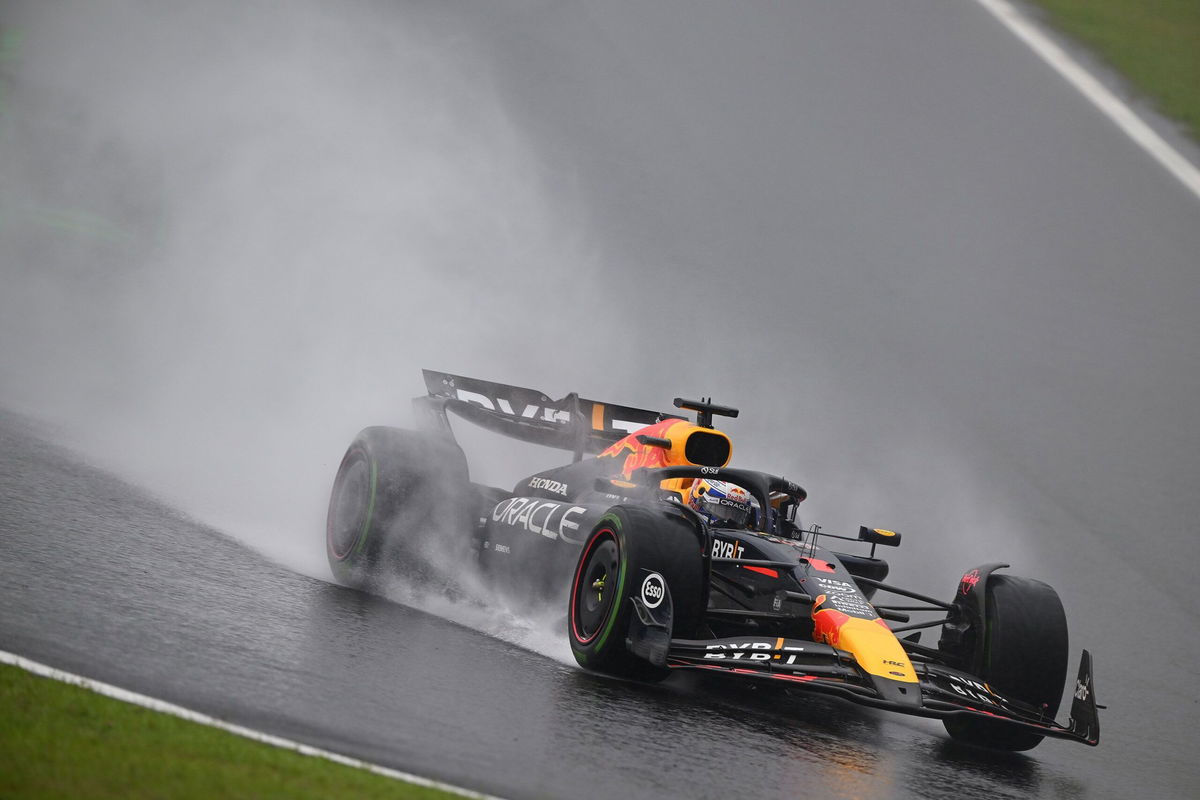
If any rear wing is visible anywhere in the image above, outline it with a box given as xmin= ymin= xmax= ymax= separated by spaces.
xmin=414 ymin=370 xmax=682 ymax=458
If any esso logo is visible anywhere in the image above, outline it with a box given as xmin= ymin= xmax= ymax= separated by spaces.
xmin=640 ymin=572 xmax=666 ymax=608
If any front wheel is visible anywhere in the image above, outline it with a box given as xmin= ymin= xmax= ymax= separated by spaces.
xmin=568 ymin=505 xmax=704 ymax=682
xmin=943 ymin=574 xmax=1069 ymax=751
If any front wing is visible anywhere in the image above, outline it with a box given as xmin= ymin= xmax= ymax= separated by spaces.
xmin=661 ymin=636 xmax=1100 ymax=746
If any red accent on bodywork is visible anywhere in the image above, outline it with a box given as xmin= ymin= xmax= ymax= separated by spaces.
xmin=805 ymin=558 xmax=836 ymax=573
xmin=811 ymin=603 xmax=850 ymax=648
xmin=741 ymin=565 xmax=779 ymax=578
xmin=690 ymin=664 xmax=818 ymax=683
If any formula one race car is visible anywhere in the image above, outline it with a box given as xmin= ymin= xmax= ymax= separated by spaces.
xmin=326 ymin=370 xmax=1101 ymax=751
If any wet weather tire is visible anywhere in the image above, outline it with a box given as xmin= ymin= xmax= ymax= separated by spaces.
xmin=568 ymin=505 xmax=705 ymax=682
xmin=943 ymin=574 xmax=1069 ymax=751
xmin=326 ymin=427 xmax=469 ymax=590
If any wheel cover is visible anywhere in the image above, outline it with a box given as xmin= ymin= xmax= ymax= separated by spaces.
xmin=328 ymin=456 xmax=371 ymax=560
xmin=571 ymin=532 xmax=620 ymax=644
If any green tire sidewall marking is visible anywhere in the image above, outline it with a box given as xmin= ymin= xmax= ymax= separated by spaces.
xmin=591 ymin=512 xmax=626 ymax=654
xmin=351 ymin=454 xmax=379 ymax=558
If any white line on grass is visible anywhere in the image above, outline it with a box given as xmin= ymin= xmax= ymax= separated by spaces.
xmin=976 ymin=0 xmax=1200 ymax=202
xmin=0 ymin=650 xmax=509 ymax=800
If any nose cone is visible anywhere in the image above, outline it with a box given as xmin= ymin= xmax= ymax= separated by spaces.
xmin=869 ymin=673 xmax=923 ymax=707
xmin=812 ymin=608 xmax=918 ymax=688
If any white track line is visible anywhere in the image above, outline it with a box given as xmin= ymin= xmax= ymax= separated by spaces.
xmin=1 ymin=650 xmax=508 ymax=800
xmin=976 ymin=0 xmax=1200 ymax=202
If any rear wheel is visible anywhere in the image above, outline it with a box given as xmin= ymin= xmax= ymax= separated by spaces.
xmin=943 ymin=574 xmax=1069 ymax=751
xmin=326 ymin=427 xmax=469 ymax=590
xmin=568 ymin=505 xmax=704 ymax=682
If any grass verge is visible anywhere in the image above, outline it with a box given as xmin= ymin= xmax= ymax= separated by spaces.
xmin=1024 ymin=0 xmax=1200 ymax=140
xmin=0 ymin=663 xmax=466 ymax=800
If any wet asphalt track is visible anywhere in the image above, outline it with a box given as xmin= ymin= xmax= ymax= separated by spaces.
xmin=3 ymin=0 xmax=1200 ymax=798
xmin=0 ymin=416 xmax=1106 ymax=799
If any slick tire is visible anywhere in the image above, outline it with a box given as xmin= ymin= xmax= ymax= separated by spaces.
xmin=943 ymin=574 xmax=1069 ymax=751
xmin=326 ymin=427 xmax=469 ymax=590
xmin=568 ymin=505 xmax=704 ymax=682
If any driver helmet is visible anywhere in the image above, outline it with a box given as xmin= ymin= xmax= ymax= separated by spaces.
xmin=687 ymin=479 xmax=757 ymax=529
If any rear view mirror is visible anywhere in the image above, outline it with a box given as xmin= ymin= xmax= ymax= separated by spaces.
xmin=858 ymin=526 xmax=901 ymax=547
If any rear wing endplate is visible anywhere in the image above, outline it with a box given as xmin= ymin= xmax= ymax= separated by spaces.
xmin=414 ymin=370 xmax=682 ymax=458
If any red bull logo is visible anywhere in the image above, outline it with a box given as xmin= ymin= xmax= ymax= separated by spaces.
xmin=597 ymin=418 xmax=732 ymax=480
xmin=813 ymin=598 xmax=919 ymax=683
